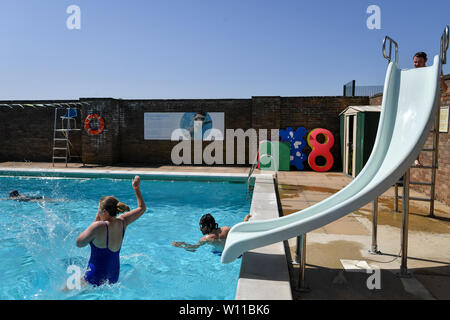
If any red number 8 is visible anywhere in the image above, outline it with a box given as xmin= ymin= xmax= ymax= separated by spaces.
xmin=307 ymin=128 xmax=334 ymax=172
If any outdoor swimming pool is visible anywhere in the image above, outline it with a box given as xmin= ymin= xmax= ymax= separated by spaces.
xmin=0 ymin=175 xmax=252 ymax=300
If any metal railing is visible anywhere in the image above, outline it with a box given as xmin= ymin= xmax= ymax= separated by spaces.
xmin=259 ymin=141 xmax=279 ymax=179
xmin=382 ymin=36 xmax=399 ymax=64
xmin=247 ymin=152 xmax=259 ymax=196
xmin=247 ymin=141 xmax=279 ymax=195
xmin=343 ymin=81 xmax=383 ymax=97
xmin=440 ymin=25 xmax=449 ymax=68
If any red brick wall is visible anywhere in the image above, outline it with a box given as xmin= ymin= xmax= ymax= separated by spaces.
xmin=80 ymin=98 xmax=121 ymax=164
xmin=0 ymin=96 xmax=370 ymax=170
xmin=117 ymin=98 xmax=252 ymax=165
xmin=0 ymin=101 xmax=82 ymax=162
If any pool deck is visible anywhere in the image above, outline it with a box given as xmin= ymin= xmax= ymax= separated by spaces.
xmin=1 ymin=162 xmax=449 ymax=300
xmin=277 ymin=171 xmax=450 ymax=300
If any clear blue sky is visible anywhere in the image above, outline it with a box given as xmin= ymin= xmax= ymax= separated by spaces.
xmin=0 ymin=0 xmax=449 ymax=100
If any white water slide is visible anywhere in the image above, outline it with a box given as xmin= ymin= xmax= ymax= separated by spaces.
xmin=222 ymin=29 xmax=448 ymax=264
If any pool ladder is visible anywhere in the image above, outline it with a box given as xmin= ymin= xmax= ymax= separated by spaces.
xmin=246 ymin=142 xmax=279 ymax=197
xmin=246 ymin=153 xmax=258 ymax=197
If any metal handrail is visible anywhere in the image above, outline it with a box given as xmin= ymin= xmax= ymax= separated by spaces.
xmin=382 ymin=36 xmax=399 ymax=64
xmin=440 ymin=25 xmax=449 ymax=68
xmin=247 ymin=153 xmax=259 ymax=195
xmin=247 ymin=152 xmax=259 ymax=182
xmin=247 ymin=141 xmax=279 ymax=194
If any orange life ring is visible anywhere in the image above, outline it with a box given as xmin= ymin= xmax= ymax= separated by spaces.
xmin=84 ymin=114 xmax=105 ymax=135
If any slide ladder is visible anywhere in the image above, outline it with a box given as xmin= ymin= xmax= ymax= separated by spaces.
xmin=394 ymin=26 xmax=448 ymax=218
xmin=247 ymin=141 xmax=279 ymax=196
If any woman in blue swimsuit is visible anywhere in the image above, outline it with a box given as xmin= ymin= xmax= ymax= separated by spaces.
xmin=76 ymin=176 xmax=146 ymax=287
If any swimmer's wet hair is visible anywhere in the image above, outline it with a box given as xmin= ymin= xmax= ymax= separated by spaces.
xmin=100 ymin=196 xmax=130 ymax=217
xmin=9 ymin=190 xmax=19 ymax=197
xmin=199 ymin=213 xmax=219 ymax=233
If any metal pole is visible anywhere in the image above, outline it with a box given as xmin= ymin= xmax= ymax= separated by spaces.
xmin=394 ymin=183 xmax=399 ymax=212
xmin=398 ymin=169 xmax=411 ymax=277
xmin=369 ymin=198 xmax=381 ymax=255
xmin=52 ymin=108 xmax=57 ymax=167
xmin=292 ymin=236 xmax=301 ymax=265
xmin=295 ymin=233 xmax=310 ymax=292
xmin=429 ymin=111 xmax=440 ymax=217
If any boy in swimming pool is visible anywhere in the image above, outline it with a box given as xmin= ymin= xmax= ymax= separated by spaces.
xmin=171 ymin=213 xmax=251 ymax=252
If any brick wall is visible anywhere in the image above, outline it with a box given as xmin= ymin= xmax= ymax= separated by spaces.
xmin=0 ymin=101 xmax=82 ymax=162
xmin=117 ymin=98 xmax=252 ymax=165
xmin=369 ymin=75 xmax=450 ymax=206
xmin=80 ymin=98 xmax=121 ymax=164
xmin=0 ymin=95 xmax=370 ymax=170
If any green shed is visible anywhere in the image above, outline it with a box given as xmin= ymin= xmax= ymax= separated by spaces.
xmin=339 ymin=105 xmax=381 ymax=177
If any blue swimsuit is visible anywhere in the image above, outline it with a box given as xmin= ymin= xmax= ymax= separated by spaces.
xmin=84 ymin=221 xmax=125 ymax=286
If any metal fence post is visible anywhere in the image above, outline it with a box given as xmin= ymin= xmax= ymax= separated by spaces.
xmin=295 ymin=233 xmax=310 ymax=292
xmin=292 ymin=236 xmax=300 ymax=265
xmin=369 ymin=198 xmax=381 ymax=255
xmin=398 ymin=169 xmax=411 ymax=278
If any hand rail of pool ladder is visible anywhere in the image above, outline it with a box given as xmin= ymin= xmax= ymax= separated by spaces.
xmin=440 ymin=25 xmax=449 ymax=72
xmin=247 ymin=142 xmax=279 ymax=195
xmin=247 ymin=149 xmax=259 ymax=196
xmin=259 ymin=142 xmax=279 ymax=182
xmin=382 ymin=35 xmax=399 ymax=64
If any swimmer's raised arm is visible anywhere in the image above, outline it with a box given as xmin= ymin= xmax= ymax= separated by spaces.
xmin=117 ymin=176 xmax=146 ymax=227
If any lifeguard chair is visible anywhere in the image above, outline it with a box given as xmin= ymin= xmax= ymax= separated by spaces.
xmin=52 ymin=105 xmax=81 ymax=167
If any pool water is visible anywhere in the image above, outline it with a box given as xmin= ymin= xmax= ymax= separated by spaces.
xmin=0 ymin=176 xmax=251 ymax=300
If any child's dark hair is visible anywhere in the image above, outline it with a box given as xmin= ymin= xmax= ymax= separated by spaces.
xmin=9 ymin=190 xmax=19 ymax=197
xmin=414 ymin=51 xmax=428 ymax=60
xmin=199 ymin=213 xmax=219 ymax=233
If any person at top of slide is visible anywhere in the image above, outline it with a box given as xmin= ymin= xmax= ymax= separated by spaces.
xmin=75 ymin=176 xmax=146 ymax=287
xmin=412 ymin=52 xmax=447 ymax=167
xmin=413 ymin=52 xmax=448 ymax=92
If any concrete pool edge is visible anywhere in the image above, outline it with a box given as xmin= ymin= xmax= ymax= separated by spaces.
xmin=235 ymin=174 xmax=293 ymax=300
xmin=0 ymin=167 xmax=249 ymax=182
